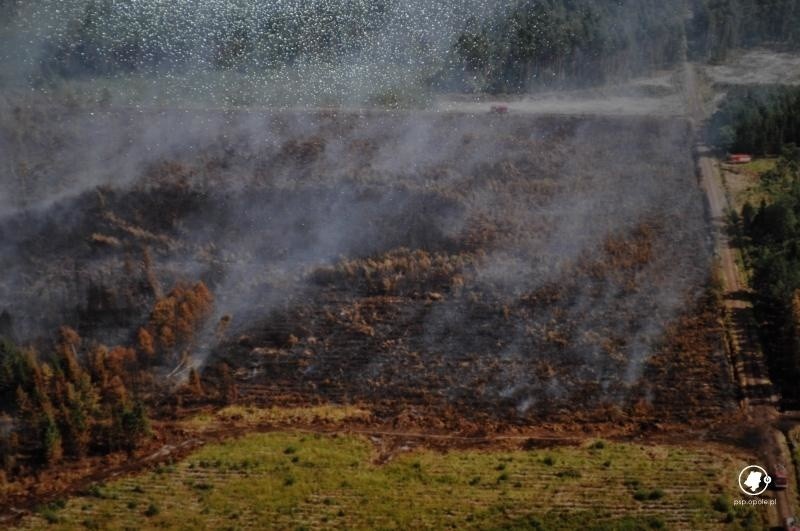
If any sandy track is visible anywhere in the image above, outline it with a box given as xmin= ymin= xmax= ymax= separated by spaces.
xmin=687 ymin=61 xmax=796 ymax=523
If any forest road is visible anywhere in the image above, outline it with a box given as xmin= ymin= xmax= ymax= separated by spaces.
xmin=687 ymin=62 xmax=794 ymax=523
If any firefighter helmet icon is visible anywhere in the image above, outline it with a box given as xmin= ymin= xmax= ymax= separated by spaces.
xmin=738 ymin=465 xmax=771 ymax=496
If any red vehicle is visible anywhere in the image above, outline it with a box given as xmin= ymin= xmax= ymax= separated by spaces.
xmin=727 ymin=153 xmax=753 ymax=164
xmin=774 ymin=464 xmax=789 ymax=489
xmin=490 ymin=105 xmax=509 ymax=114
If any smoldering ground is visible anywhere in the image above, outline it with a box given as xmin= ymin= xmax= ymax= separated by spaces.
xmin=0 ymin=0 xmax=739 ymax=421
xmin=0 ymin=103 xmax=732 ymax=421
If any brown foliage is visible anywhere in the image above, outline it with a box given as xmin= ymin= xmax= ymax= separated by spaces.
xmin=187 ymin=367 xmax=203 ymax=396
xmin=136 ymin=327 xmax=155 ymax=360
xmin=87 ymin=344 xmax=109 ymax=388
xmin=55 ymin=327 xmax=82 ymax=382
xmin=106 ymin=346 xmax=137 ymax=377
xmin=145 ymin=282 xmax=214 ymax=355
xmin=314 ymin=248 xmax=473 ymax=297
xmin=602 ymin=223 xmax=656 ymax=271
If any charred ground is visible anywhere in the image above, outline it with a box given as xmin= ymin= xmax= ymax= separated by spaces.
xmin=0 ymin=109 xmax=736 ymax=430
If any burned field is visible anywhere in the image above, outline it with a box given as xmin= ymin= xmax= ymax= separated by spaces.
xmin=0 ymin=109 xmax=737 ymax=431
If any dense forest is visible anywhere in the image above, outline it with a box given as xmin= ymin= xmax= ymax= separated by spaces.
xmin=719 ymin=85 xmax=800 ymax=401
xmin=5 ymin=0 xmax=798 ymax=94
xmin=36 ymin=0 xmax=394 ymax=78
xmin=450 ymin=0 xmax=800 ymax=92
xmin=688 ymin=0 xmax=800 ymax=62
xmin=0 ymin=330 xmax=151 ymax=468
xmin=0 ymin=282 xmax=234 ymax=481
xmin=710 ymin=86 xmax=800 ymax=155
xmin=446 ymin=0 xmax=800 ymax=92
xmin=450 ymin=0 xmax=687 ymax=92
xmin=737 ymin=148 xmax=800 ymax=401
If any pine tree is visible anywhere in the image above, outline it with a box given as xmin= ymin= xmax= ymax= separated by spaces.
xmin=187 ymin=367 xmax=203 ymax=396
xmin=55 ymin=327 xmax=82 ymax=384
xmin=40 ymin=415 xmax=62 ymax=464
xmin=217 ymin=363 xmax=238 ymax=405
xmin=110 ymin=401 xmax=150 ymax=454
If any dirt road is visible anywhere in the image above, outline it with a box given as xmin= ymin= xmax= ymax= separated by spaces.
xmin=697 ymin=148 xmax=779 ymax=406
xmin=687 ymin=62 xmax=795 ymax=524
xmin=685 ymin=61 xmax=778 ymax=407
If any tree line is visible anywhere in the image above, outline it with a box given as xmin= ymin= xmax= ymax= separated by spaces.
xmin=710 ymin=86 xmax=800 ymax=155
xmin=450 ymin=0 xmax=686 ymax=93
xmin=717 ymin=85 xmax=800 ymax=402
xmin=36 ymin=0 xmax=393 ymax=79
xmin=735 ymin=147 xmax=800 ymax=402
xmin=450 ymin=0 xmax=800 ymax=93
xmin=0 ymin=327 xmax=150 ymax=473
xmin=688 ymin=0 xmax=800 ymax=62
xmin=26 ymin=0 xmax=800 ymax=92
xmin=0 ymin=281 xmax=230 ymax=482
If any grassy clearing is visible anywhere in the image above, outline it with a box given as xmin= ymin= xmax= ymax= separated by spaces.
xmin=726 ymin=157 xmax=786 ymax=210
xmin=180 ymin=404 xmax=372 ymax=431
xmin=739 ymin=158 xmax=778 ymax=175
xmin=18 ymin=432 xmax=761 ymax=530
xmin=722 ymin=158 xmax=777 ymax=211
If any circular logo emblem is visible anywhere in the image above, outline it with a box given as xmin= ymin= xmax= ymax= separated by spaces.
xmin=738 ymin=465 xmax=771 ymax=496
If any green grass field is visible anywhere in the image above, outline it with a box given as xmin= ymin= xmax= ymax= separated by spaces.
xmin=20 ymin=432 xmax=760 ymax=530
xmin=728 ymin=157 xmax=783 ymax=209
